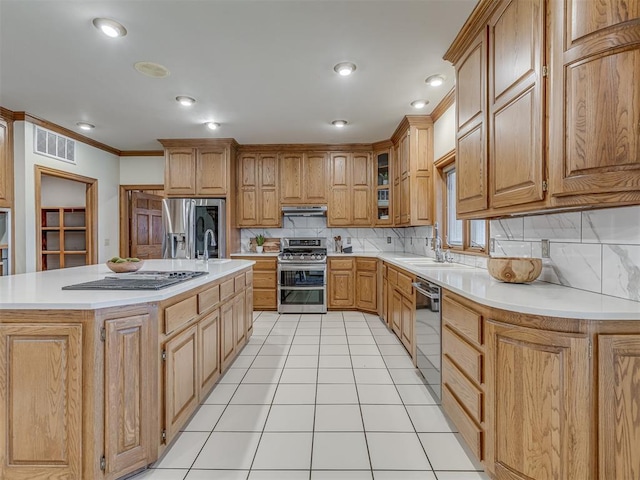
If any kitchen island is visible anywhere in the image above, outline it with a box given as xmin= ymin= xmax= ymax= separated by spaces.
xmin=0 ymin=259 xmax=254 ymax=480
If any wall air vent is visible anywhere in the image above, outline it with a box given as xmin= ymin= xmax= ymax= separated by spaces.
xmin=34 ymin=126 xmax=76 ymax=164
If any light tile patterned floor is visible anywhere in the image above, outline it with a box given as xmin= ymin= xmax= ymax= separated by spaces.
xmin=131 ymin=311 xmax=488 ymax=480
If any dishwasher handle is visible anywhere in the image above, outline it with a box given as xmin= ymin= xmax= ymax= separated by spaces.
xmin=412 ymin=282 xmax=439 ymax=299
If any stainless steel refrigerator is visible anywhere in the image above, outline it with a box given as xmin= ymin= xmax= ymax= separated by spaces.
xmin=162 ymin=198 xmax=226 ymax=259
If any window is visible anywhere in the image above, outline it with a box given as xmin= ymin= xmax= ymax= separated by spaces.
xmin=436 ymin=151 xmax=488 ymax=254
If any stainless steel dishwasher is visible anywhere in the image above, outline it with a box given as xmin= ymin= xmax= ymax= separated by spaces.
xmin=413 ymin=277 xmax=442 ymax=401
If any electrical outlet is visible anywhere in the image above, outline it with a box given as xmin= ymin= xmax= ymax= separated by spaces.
xmin=387 ymin=236 xmax=391 ymax=244
xmin=489 ymin=238 xmax=495 ymax=253
xmin=426 ymin=238 xmax=429 ymax=246
xmin=541 ymin=239 xmax=550 ymax=258
xmin=104 ymin=238 xmax=110 ymax=246
xmin=346 ymin=237 xmax=351 ymax=244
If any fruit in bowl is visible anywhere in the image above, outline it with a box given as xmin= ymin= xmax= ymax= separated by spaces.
xmin=106 ymin=257 xmax=144 ymax=273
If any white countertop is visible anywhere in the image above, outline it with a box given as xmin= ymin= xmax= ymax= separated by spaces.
xmin=231 ymin=252 xmax=280 ymax=257
xmin=0 ymin=259 xmax=254 ymax=310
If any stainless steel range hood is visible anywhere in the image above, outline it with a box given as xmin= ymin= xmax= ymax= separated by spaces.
xmin=282 ymin=205 xmax=327 ymax=217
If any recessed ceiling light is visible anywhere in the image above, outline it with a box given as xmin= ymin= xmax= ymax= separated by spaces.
xmin=76 ymin=122 xmax=95 ymax=131
xmin=92 ymin=18 xmax=127 ymax=38
xmin=410 ymin=100 xmax=429 ymax=109
xmin=333 ymin=62 xmax=357 ymax=76
xmin=134 ymin=62 xmax=170 ymax=79
xmin=206 ymin=122 xmax=220 ymax=130
xmin=332 ymin=120 xmax=347 ymax=128
xmin=176 ymin=96 xmax=196 ymax=107
xmin=425 ymin=74 xmax=445 ymax=87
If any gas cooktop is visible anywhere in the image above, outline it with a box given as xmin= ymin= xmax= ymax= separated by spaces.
xmin=62 ymin=271 xmax=208 ymax=291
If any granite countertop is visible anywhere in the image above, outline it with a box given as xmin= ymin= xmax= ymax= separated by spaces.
xmin=0 ymin=259 xmax=254 ymax=310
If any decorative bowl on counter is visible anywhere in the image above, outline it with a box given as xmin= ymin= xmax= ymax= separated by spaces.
xmin=487 ymin=257 xmax=542 ymax=283
xmin=106 ymin=258 xmax=144 ymax=273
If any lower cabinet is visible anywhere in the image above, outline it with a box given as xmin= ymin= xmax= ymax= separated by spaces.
xmin=385 ymin=262 xmax=415 ymax=361
xmin=234 ymin=290 xmax=246 ymax=348
xmin=328 ymin=258 xmax=355 ymax=308
xmin=355 ymin=258 xmax=377 ymax=312
xmin=235 ymin=256 xmax=277 ymax=310
xmin=220 ymin=300 xmax=235 ymax=370
xmin=198 ymin=309 xmax=221 ymax=397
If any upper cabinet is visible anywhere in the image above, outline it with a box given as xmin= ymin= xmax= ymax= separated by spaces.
xmin=160 ymin=140 xmax=234 ymax=197
xmin=391 ymin=117 xmax=433 ymax=226
xmin=236 ymin=152 xmax=280 ymax=227
xmin=327 ymin=152 xmax=372 ymax=226
xmin=373 ymin=146 xmax=393 ymax=226
xmin=0 ymin=116 xmax=13 ymax=208
xmin=280 ymin=152 xmax=328 ymax=204
xmin=549 ymin=0 xmax=640 ymax=207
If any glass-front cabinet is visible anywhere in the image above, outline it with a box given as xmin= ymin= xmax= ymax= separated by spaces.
xmin=374 ymin=149 xmax=393 ymax=226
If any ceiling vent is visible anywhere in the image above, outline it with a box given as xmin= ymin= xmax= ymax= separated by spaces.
xmin=34 ymin=126 xmax=75 ymax=164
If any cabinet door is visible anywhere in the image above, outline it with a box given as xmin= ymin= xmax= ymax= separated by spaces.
xmin=489 ymin=0 xmax=545 ymax=209
xmin=237 ymin=154 xmax=258 ymax=227
xmin=550 ymin=0 xmax=640 ymax=204
xmin=165 ymin=148 xmax=196 ymax=195
xmin=328 ymin=188 xmax=350 ymax=226
xmin=598 ymin=335 xmax=640 ymax=479
xmin=456 ymin=32 xmax=489 ymax=215
xmin=234 ymin=291 xmax=246 ymax=349
xmin=485 ymin=321 xmax=590 ymax=480
xmin=304 ymin=153 xmax=328 ymax=203
xmin=196 ymin=148 xmax=228 ymax=196
xmin=245 ymin=287 xmax=254 ymax=336
xmin=280 ymin=153 xmax=304 ymax=203
xmin=400 ymin=293 xmax=414 ymax=357
xmin=391 ymin=289 xmax=402 ymax=337
xmin=198 ymin=310 xmax=220 ymax=397
xmin=164 ymin=325 xmax=198 ymax=444
xmin=104 ymin=315 xmax=152 ymax=479
xmin=220 ymin=301 xmax=236 ymax=370
xmin=356 ymin=271 xmax=377 ymax=312
xmin=0 ymin=119 xmax=10 ymax=207
xmin=259 ymin=153 xmax=281 ymax=226
xmin=393 ymin=144 xmax=401 ymax=225
xmin=352 ymin=153 xmax=372 ymax=225
xmin=0 ymin=324 xmax=82 ymax=480
xmin=328 ymin=270 xmax=354 ymax=308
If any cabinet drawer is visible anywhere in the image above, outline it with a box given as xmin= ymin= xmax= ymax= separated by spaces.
xmin=397 ymin=271 xmax=414 ymax=297
xmin=442 ymin=295 xmax=483 ymax=347
xmin=252 ymin=258 xmax=277 ymax=271
xmin=254 ymin=271 xmax=276 ymax=289
xmin=356 ymin=258 xmax=377 ymax=271
xmin=245 ymin=270 xmax=253 ymax=286
xmin=198 ymin=285 xmax=220 ymax=314
xmin=329 ymin=258 xmax=354 ymax=270
xmin=387 ymin=267 xmax=398 ymax=285
xmin=442 ymin=386 xmax=483 ymax=461
xmin=234 ymin=273 xmax=246 ymax=291
xmin=253 ymin=290 xmax=277 ymax=310
xmin=220 ymin=278 xmax=235 ymax=301
xmin=442 ymin=355 xmax=483 ymax=422
xmin=443 ymin=326 xmax=483 ymax=384
xmin=165 ymin=295 xmax=198 ymax=334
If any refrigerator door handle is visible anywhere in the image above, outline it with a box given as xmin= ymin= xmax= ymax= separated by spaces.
xmin=187 ymin=199 xmax=196 ymax=259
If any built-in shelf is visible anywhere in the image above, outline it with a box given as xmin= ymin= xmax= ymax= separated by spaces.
xmin=40 ymin=207 xmax=88 ymax=270
xmin=375 ymin=151 xmax=392 ymax=225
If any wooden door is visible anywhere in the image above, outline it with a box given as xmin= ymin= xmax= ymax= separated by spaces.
xmin=0 ymin=324 xmax=82 ymax=480
xmin=550 ymin=0 xmax=640 ymax=205
xmin=0 ymin=119 xmax=10 ymax=208
xmin=328 ymin=270 xmax=354 ymax=308
xmin=104 ymin=315 xmax=152 ymax=479
xmin=258 ymin=154 xmax=280 ymax=227
xmin=280 ymin=153 xmax=304 ymax=203
xmin=237 ymin=154 xmax=258 ymax=227
xmin=391 ymin=289 xmax=402 ymax=337
xmin=198 ymin=310 xmax=220 ymax=397
xmin=328 ymin=153 xmax=351 ymax=226
xmin=352 ymin=153 xmax=371 ymax=225
xmin=304 ymin=153 xmax=328 ymax=203
xmin=220 ymin=301 xmax=235 ymax=370
xmin=598 ymin=335 xmax=640 ymax=479
xmin=456 ymin=31 xmax=489 ymax=215
xmin=233 ymin=291 xmax=246 ymax=349
xmin=489 ymin=0 xmax=546 ymax=210
xmin=400 ymin=294 xmax=414 ymax=355
xmin=130 ymin=192 xmax=163 ymax=259
xmin=196 ymin=147 xmax=228 ymax=196
xmin=165 ymin=147 xmax=196 ymax=195
xmin=485 ymin=321 xmax=591 ymax=480
xmin=356 ymin=271 xmax=377 ymax=312
xmin=164 ymin=325 xmax=198 ymax=444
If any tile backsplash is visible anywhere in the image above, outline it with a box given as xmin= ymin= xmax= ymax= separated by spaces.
xmin=240 ymin=205 xmax=640 ymax=303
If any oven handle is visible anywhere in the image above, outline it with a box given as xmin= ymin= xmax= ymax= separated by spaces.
xmin=412 ymin=282 xmax=439 ymax=299
xmin=278 ymin=264 xmax=327 ymax=272
xmin=278 ymin=286 xmax=326 ymax=291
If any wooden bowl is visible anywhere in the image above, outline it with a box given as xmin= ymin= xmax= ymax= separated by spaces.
xmin=487 ymin=257 xmax=542 ymax=283
xmin=106 ymin=260 xmax=144 ymax=273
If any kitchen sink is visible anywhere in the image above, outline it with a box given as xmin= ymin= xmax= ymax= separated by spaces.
xmin=391 ymin=257 xmax=473 ymax=269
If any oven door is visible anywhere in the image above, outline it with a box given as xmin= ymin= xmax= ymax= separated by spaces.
xmin=414 ymin=279 xmax=441 ymax=400
xmin=277 ymin=263 xmax=327 ymax=313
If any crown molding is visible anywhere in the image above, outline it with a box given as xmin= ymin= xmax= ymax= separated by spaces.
xmin=119 ymin=150 xmax=164 ymax=157
xmin=430 ymin=88 xmax=455 ymax=123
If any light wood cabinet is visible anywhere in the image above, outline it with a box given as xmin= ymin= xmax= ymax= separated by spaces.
xmin=391 ymin=117 xmax=433 ymax=226
xmin=328 ymin=152 xmax=372 ymax=226
xmin=235 ymin=256 xmax=277 ymax=311
xmin=549 ymin=0 xmax=640 ymax=207
xmin=198 ymin=309 xmax=221 ymax=397
xmin=237 ymin=152 xmax=281 ymax=227
xmin=0 ymin=323 xmax=83 ymax=480
xmin=598 ymin=334 xmax=640 ymax=479
xmin=196 ymin=147 xmax=228 ymax=196
xmin=0 ymin=117 xmax=12 ymax=208
xmin=164 ymin=147 xmax=196 ymax=195
xmin=385 ymin=263 xmax=416 ymax=360
xmin=104 ymin=315 xmax=152 ymax=480
xmin=233 ymin=290 xmax=246 ymax=349
xmin=328 ymin=257 xmax=355 ymax=308
xmin=39 ymin=206 xmax=89 ymax=270
xmin=355 ymin=259 xmax=378 ymax=312
xmin=220 ymin=300 xmax=236 ymax=370
xmin=280 ymin=152 xmax=328 ymax=204
xmin=373 ymin=148 xmax=393 ymax=226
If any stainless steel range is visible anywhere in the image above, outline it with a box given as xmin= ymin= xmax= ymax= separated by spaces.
xmin=277 ymin=237 xmax=327 ymax=313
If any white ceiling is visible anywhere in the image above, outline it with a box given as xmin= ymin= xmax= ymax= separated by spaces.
xmin=0 ymin=0 xmax=477 ymax=151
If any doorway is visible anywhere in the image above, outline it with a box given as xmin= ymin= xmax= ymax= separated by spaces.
xmin=35 ymin=165 xmax=98 ymax=271
xmin=119 ymin=185 xmax=164 ymax=259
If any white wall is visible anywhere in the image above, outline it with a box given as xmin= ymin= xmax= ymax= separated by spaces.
xmin=433 ymin=105 xmax=455 ymax=160
xmin=41 ymin=175 xmax=87 ymax=207
xmin=120 ymin=156 xmax=164 ymax=185
xmin=13 ymin=121 xmax=120 ymax=273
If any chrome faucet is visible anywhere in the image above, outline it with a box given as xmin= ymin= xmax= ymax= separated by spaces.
xmin=433 ymin=223 xmax=446 ymax=263
xmin=203 ymin=229 xmax=216 ymax=261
